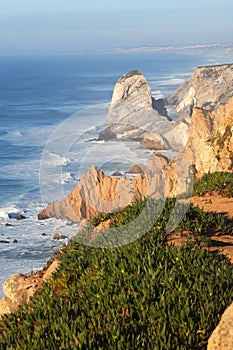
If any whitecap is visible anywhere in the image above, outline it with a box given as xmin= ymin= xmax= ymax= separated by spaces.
xmin=151 ymin=90 xmax=164 ymax=99
xmin=42 ymin=151 xmax=71 ymax=167
xmin=0 ymin=210 xmax=9 ymax=220
xmin=156 ymin=77 xmax=186 ymax=86
xmin=7 ymin=130 xmax=24 ymax=136
xmin=0 ymin=205 xmax=23 ymax=221
xmin=59 ymin=172 xmax=78 ymax=184
xmin=93 ymin=140 xmax=105 ymax=144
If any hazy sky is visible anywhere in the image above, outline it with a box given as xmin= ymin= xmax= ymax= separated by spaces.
xmin=0 ymin=0 xmax=232 ymax=54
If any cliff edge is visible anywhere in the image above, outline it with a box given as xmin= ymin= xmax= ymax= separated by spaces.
xmin=166 ymin=63 xmax=233 ymax=118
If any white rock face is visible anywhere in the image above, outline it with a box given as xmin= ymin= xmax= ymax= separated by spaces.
xmin=166 ymin=63 xmax=233 ymax=118
xmin=177 ymin=87 xmax=196 ymax=113
xmin=99 ymin=70 xmax=189 ymax=151
xmin=110 ymin=70 xmax=152 ymax=108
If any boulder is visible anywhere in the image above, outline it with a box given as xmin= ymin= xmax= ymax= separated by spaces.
xmin=38 ymin=209 xmax=50 ymax=220
xmin=15 ymin=214 xmax=27 ymax=221
xmin=140 ymin=132 xmax=169 ymax=150
xmin=0 ymin=261 xmax=60 ymax=318
xmin=8 ymin=213 xmax=27 ymax=220
xmin=112 ymin=171 xmax=123 ymax=176
xmin=98 ymin=126 xmax=117 ymax=141
xmin=127 ymin=164 xmax=145 ymax=174
xmin=53 ymin=233 xmax=66 ymax=240
xmin=207 ymin=302 xmax=233 ymax=350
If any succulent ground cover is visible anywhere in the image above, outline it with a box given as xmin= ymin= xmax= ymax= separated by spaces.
xmin=193 ymin=172 xmax=233 ymax=197
xmin=0 ymin=173 xmax=233 ymax=349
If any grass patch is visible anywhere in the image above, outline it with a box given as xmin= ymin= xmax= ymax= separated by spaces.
xmin=1 ymin=199 xmax=233 ymax=349
xmin=193 ymin=172 xmax=233 ymax=197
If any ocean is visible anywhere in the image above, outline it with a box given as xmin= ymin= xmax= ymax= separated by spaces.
xmin=1 ymin=46 xmax=233 ymax=298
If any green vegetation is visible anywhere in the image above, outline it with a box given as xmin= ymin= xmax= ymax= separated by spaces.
xmin=1 ymin=197 xmax=233 ymax=349
xmin=193 ymin=171 xmax=233 ymax=197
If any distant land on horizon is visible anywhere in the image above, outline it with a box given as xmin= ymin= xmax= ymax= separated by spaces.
xmin=1 ymin=42 xmax=233 ymax=56
xmin=107 ymin=42 xmax=233 ymax=54
xmin=57 ymin=42 xmax=233 ymax=55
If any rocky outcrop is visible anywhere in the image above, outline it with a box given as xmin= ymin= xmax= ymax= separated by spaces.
xmin=39 ymin=66 xmax=233 ymax=224
xmin=39 ymin=165 xmax=149 ymax=222
xmin=39 ymin=93 xmax=233 ymax=225
xmin=183 ymin=97 xmax=233 ymax=175
xmin=166 ymin=63 xmax=233 ymax=118
xmin=38 ymin=199 xmax=79 ymax=223
xmin=207 ymin=302 xmax=233 ymax=350
xmin=0 ymin=260 xmax=59 ymax=317
xmin=127 ymin=164 xmax=144 ymax=174
xmin=99 ymin=70 xmax=189 ymax=150
xmin=38 ymin=149 xmax=193 ymax=223
xmin=109 ymin=70 xmax=153 ymax=109
xmin=140 ymin=132 xmax=170 ymax=150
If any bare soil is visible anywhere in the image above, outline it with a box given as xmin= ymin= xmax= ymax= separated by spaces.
xmin=168 ymin=192 xmax=233 ymax=262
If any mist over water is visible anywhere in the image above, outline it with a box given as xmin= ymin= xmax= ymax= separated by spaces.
xmin=0 ymin=48 xmax=233 ymax=298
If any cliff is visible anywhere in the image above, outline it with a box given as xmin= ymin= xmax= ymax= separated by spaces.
xmin=2 ymin=65 xmax=233 ymax=347
xmin=184 ymin=98 xmax=233 ymax=175
xmin=39 ymin=165 xmax=149 ymax=222
xmin=166 ymin=63 xmax=233 ymax=118
xmin=99 ymin=70 xmax=190 ymax=151
xmin=38 ymin=96 xmax=233 ymax=223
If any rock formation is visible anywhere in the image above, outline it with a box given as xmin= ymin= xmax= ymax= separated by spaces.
xmin=2 ymin=64 xmax=233 ymax=341
xmin=181 ymin=97 xmax=233 ymax=176
xmin=166 ymin=63 xmax=233 ymax=118
xmin=39 ymin=94 xmax=233 ymax=223
xmin=207 ymin=302 xmax=233 ymax=350
xmin=39 ymin=165 xmax=149 ymax=222
xmin=0 ymin=260 xmax=59 ymax=317
xmin=98 ymin=70 xmax=190 ymax=151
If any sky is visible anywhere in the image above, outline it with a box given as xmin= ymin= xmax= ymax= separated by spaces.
xmin=0 ymin=0 xmax=232 ymax=54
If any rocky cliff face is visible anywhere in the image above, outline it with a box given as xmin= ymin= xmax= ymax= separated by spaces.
xmin=39 ymin=165 xmax=149 ymax=222
xmin=38 ymin=95 xmax=233 ymax=223
xmin=99 ymin=70 xmax=190 ymax=151
xmin=0 ymin=260 xmax=59 ymax=317
xmin=166 ymin=64 xmax=233 ymax=118
xmin=184 ymin=98 xmax=233 ymax=175
xmin=38 ymin=65 xmax=233 ymax=222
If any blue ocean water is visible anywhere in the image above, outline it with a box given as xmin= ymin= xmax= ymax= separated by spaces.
xmin=0 ymin=48 xmax=233 ymax=297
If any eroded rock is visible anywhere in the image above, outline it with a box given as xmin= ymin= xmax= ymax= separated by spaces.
xmin=166 ymin=63 xmax=233 ymax=118
xmin=208 ymin=302 xmax=233 ymax=350
xmin=184 ymin=97 xmax=233 ymax=175
xmin=0 ymin=261 xmax=60 ymax=318
xmin=98 ymin=70 xmax=187 ymax=150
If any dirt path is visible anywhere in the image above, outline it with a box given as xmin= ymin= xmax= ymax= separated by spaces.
xmin=168 ymin=193 xmax=233 ymax=262
xmin=191 ymin=192 xmax=233 ymax=220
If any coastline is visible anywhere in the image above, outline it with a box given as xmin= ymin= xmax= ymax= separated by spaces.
xmin=0 ymin=57 xmax=233 ymax=347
